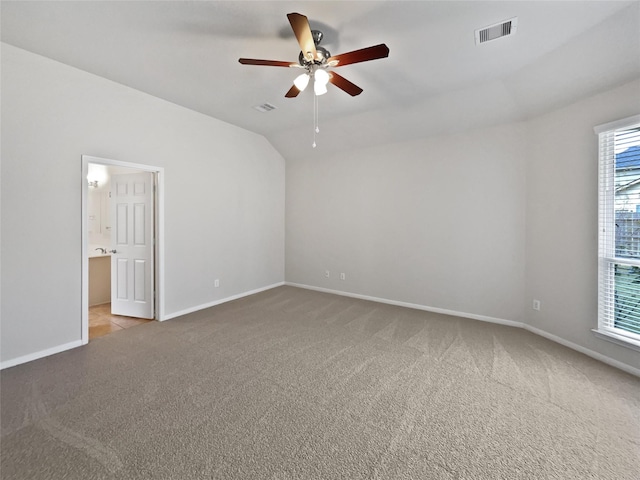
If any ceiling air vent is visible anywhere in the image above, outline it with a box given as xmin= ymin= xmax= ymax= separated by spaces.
xmin=475 ymin=17 xmax=518 ymax=45
xmin=252 ymin=103 xmax=277 ymax=113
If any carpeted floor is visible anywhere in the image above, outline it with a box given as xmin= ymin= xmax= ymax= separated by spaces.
xmin=1 ymin=286 xmax=639 ymax=479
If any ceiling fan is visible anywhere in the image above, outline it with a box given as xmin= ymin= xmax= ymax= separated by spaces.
xmin=239 ymin=12 xmax=389 ymax=98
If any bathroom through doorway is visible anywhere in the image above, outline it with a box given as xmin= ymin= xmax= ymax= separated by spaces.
xmin=81 ymin=155 xmax=165 ymax=344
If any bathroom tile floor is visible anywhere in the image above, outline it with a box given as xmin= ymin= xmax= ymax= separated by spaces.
xmin=89 ymin=303 xmax=153 ymax=340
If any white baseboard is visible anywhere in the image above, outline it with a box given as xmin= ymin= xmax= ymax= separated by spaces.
xmin=285 ymin=282 xmax=523 ymax=328
xmin=525 ymin=325 xmax=640 ymax=378
xmin=286 ymin=282 xmax=640 ymax=378
xmin=88 ymin=301 xmax=110 ymax=308
xmin=1 ymin=340 xmax=83 ymax=370
xmin=1 ymin=283 xmax=285 ymax=369
xmin=162 ymin=282 xmax=285 ymax=321
xmin=5 ymin=282 xmax=637 ymax=378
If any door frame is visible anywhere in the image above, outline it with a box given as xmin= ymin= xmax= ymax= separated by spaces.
xmin=81 ymin=155 xmax=166 ymax=345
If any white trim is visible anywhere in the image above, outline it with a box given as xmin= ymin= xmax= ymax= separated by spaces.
xmin=287 ymin=283 xmax=640 ymax=378
xmin=83 ymin=156 xmax=166 ymax=173
xmin=601 ymin=256 xmax=640 ymax=268
xmin=156 ymin=170 xmax=166 ymax=321
xmin=593 ymin=114 xmax=640 ymax=134
xmin=162 ymin=282 xmax=285 ymax=321
xmin=0 ymin=283 xmax=283 ymax=369
xmin=525 ymin=325 xmax=640 ymax=377
xmin=1 ymin=340 xmax=83 ymax=370
xmin=81 ymin=155 xmax=166 ymax=337
xmin=81 ymin=159 xmax=89 ymax=344
xmin=3 ymin=282 xmax=638 ymax=377
xmin=592 ymin=328 xmax=640 ymax=352
xmin=285 ymin=282 xmax=524 ymax=328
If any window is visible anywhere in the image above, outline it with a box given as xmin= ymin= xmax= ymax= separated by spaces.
xmin=596 ymin=114 xmax=640 ymax=349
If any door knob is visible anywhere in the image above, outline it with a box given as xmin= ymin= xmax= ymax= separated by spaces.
xmin=109 ymin=249 xmax=117 ymax=254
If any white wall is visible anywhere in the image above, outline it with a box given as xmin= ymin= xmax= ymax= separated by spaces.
xmin=1 ymin=44 xmax=285 ymax=365
xmin=3 ymin=42 xmax=638 ymax=373
xmin=286 ymin=123 xmax=527 ymax=323
xmin=525 ymin=79 xmax=640 ymax=370
xmin=286 ymin=78 xmax=640 ymax=373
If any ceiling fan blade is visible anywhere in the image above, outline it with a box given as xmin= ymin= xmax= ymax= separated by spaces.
xmin=285 ymin=85 xmax=301 ymax=98
xmin=287 ymin=13 xmax=317 ymax=63
xmin=328 ymin=44 xmax=390 ymax=67
xmin=328 ymin=72 xmax=363 ymax=96
xmin=238 ymin=58 xmax=295 ymax=67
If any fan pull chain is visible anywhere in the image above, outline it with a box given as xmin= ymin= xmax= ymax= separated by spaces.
xmin=312 ymin=93 xmax=319 ymax=148
xmin=315 ymin=93 xmax=320 ymax=134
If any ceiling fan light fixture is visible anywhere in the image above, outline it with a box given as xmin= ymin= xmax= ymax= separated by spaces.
xmin=294 ymin=73 xmax=310 ymax=91
xmin=314 ymin=69 xmax=329 ymax=86
xmin=238 ymin=12 xmax=390 ymax=146
xmin=314 ymin=69 xmax=329 ymax=95
xmin=314 ymin=81 xmax=328 ymax=96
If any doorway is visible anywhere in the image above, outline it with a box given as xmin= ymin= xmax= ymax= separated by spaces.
xmin=81 ymin=155 xmax=165 ymax=344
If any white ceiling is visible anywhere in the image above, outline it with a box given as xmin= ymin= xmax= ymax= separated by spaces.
xmin=2 ymin=1 xmax=639 ymax=159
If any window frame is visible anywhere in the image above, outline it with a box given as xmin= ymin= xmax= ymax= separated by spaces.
xmin=594 ymin=114 xmax=640 ymax=351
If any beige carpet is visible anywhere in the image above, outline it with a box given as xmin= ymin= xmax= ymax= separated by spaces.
xmin=2 ymin=286 xmax=639 ymax=479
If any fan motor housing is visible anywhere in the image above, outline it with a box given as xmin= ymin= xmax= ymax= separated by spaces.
xmin=298 ymin=30 xmax=330 ymax=67
xmin=311 ymin=30 xmax=323 ymax=45
xmin=299 ymin=46 xmax=331 ymax=66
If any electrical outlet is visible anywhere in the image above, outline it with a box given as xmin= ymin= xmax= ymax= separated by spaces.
xmin=532 ymin=299 xmax=541 ymax=311
xmin=214 ymin=279 xmax=220 ymax=288
xmin=325 ymin=270 xmax=330 ymax=278
xmin=340 ymin=273 xmax=346 ymax=280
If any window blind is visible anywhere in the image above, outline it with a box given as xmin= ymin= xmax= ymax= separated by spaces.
xmin=597 ymin=115 xmax=640 ymax=342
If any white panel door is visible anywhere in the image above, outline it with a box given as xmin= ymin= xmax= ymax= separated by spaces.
xmin=110 ymin=172 xmax=154 ymax=319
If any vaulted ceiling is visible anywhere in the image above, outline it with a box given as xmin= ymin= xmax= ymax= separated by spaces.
xmin=2 ymin=1 xmax=639 ymax=159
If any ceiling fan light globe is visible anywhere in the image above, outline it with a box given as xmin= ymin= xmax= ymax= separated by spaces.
xmin=314 ymin=81 xmax=328 ymax=96
xmin=294 ymin=73 xmax=310 ymax=91
xmin=314 ymin=69 xmax=329 ymax=86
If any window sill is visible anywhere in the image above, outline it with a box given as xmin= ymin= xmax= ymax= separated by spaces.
xmin=592 ymin=329 xmax=640 ymax=352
